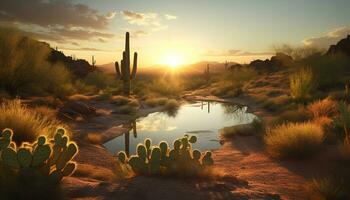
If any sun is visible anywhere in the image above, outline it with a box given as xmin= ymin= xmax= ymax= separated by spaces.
xmin=161 ymin=52 xmax=184 ymax=68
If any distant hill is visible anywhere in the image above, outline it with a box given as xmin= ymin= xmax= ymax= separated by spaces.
xmin=48 ymin=48 xmax=94 ymax=78
xmin=98 ymin=61 xmax=236 ymax=75
xmin=327 ymin=35 xmax=350 ymax=57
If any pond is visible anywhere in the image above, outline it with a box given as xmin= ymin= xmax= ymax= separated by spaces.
xmin=104 ymin=101 xmax=257 ymax=155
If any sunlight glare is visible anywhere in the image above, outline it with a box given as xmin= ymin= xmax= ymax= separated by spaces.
xmin=161 ymin=52 xmax=184 ymax=68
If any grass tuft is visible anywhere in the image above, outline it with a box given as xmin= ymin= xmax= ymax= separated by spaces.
xmin=265 ymin=122 xmax=324 ymax=158
xmin=0 ymin=100 xmax=65 ymax=145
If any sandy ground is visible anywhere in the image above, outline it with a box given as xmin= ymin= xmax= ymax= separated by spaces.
xmin=61 ymin=95 xmax=334 ymax=200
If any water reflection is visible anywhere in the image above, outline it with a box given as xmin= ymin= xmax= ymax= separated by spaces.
xmin=104 ymin=101 xmax=256 ymax=155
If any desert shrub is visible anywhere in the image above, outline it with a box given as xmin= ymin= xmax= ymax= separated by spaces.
xmin=221 ymin=119 xmax=264 ymax=138
xmin=149 ymin=77 xmax=184 ymax=97
xmin=265 ymin=122 xmax=324 ymax=158
xmin=290 ymin=67 xmax=315 ymax=103
xmin=117 ymin=135 xmax=214 ymax=177
xmin=0 ymin=128 xmax=78 ymax=200
xmin=302 ymin=54 xmax=350 ymax=89
xmin=0 ymin=29 xmax=73 ymax=97
xmin=333 ymin=103 xmax=350 ymax=142
xmin=0 ymin=100 xmax=65 ymax=145
xmin=84 ymin=71 xmax=114 ymax=89
xmin=307 ymin=98 xmax=337 ymax=118
xmin=213 ymin=66 xmax=257 ymax=97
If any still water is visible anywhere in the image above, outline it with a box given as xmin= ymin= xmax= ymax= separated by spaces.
xmin=104 ymin=101 xmax=256 ymax=155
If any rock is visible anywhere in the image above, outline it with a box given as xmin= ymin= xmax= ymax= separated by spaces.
xmin=327 ymin=35 xmax=350 ymax=57
xmin=249 ymin=53 xmax=294 ymax=72
xmin=59 ymin=100 xmax=96 ymax=120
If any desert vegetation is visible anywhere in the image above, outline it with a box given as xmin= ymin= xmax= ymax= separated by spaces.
xmin=0 ymin=1 xmax=350 ymax=199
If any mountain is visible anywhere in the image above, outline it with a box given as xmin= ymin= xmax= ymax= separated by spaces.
xmin=98 ymin=61 xmax=236 ymax=75
xmin=327 ymin=35 xmax=350 ymax=57
xmin=48 ymin=49 xmax=94 ymax=78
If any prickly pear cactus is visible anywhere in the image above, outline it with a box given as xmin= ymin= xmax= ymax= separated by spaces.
xmin=0 ymin=128 xmax=78 ymax=184
xmin=117 ymin=135 xmax=214 ymax=177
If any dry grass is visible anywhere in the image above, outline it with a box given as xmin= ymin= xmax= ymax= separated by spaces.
xmin=265 ymin=122 xmax=324 ymax=158
xmin=290 ymin=67 xmax=315 ymax=102
xmin=307 ymin=98 xmax=337 ymax=118
xmin=0 ymin=99 xmax=65 ymax=145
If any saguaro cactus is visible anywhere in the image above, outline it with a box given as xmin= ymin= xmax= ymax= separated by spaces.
xmin=91 ymin=55 xmax=96 ymax=68
xmin=115 ymin=32 xmax=138 ymax=96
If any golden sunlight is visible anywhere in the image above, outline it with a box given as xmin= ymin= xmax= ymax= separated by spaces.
xmin=161 ymin=52 xmax=184 ymax=68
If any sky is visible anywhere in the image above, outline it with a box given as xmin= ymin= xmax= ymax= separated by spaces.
xmin=0 ymin=0 xmax=350 ymax=67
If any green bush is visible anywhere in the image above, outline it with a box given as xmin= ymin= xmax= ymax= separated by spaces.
xmin=0 ymin=28 xmax=73 ymax=97
xmin=84 ymin=71 xmax=115 ymax=89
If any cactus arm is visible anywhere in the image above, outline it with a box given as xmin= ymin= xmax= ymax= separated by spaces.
xmin=115 ymin=61 xmax=121 ymax=79
xmin=125 ymin=32 xmax=130 ymax=73
xmin=131 ymin=52 xmax=138 ymax=79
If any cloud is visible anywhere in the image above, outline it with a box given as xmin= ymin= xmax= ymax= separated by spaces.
xmin=132 ymin=30 xmax=149 ymax=38
xmin=60 ymin=47 xmax=113 ymax=52
xmin=303 ymin=26 xmax=350 ymax=49
xmin=165 ymin=14 xmax=177 ymax=20
xmin=0 ymin=0 xmax=110 ymax=29
xmin=204 ymin=49 xmax=272 ymax=57
xmin=0 ymin=0 xmax=117 ymax=45
xmin=121 ymin=10 xmax=161 ymax=26
xmin=106 ymin=11 xmax=117 ymax=20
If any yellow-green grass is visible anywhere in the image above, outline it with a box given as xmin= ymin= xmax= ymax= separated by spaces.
xmin=0 ymin=100 xmax=65 ymax=145
xmin=265 ymin=122 xmax=324 ymax=158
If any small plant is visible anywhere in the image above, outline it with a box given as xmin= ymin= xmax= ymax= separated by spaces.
xmin=115 ymin=32 xmax=138 ymax=96
xmin=307 ymin=98 xmax=337 ymax=118
xmin=117 ymin=135 xmax=214 ymax=177
xmin=265 ymin=122 xmax=324 ymax=158
xmin=0 ymin=128 xmax=78 ymax=199
xmin=290 ymin=67 xmax=315 ymax=103
xmin=0 ymin=100 xmax=65 ymax=145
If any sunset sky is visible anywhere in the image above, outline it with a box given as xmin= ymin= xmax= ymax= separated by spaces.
xmin=0 ymin=0 xmax=350 ymax=67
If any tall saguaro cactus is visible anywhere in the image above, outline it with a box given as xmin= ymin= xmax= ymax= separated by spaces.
xmin=91 ymin=55 xmax=96 ymax=68
xmin=115 ymin=32 xmax=138 ymax=96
